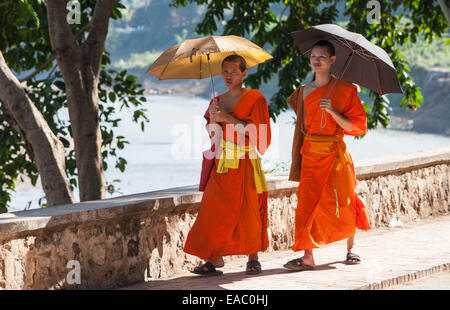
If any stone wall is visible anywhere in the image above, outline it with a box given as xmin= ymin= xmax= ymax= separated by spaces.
xmin=0 ymin=147 xmax=449 ymax=289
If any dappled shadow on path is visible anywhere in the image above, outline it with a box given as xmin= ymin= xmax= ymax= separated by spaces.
xmin=120 ymin=261 xmax=344 ymax=290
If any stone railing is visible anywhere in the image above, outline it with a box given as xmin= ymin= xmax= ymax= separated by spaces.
xmin=0 ymin=147 xmax=449 ymax=289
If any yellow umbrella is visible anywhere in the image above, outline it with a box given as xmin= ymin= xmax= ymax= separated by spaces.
xmin=146 ymin=35 xmax=273 ymax=97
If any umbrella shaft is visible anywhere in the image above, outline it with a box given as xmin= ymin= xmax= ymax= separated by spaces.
xmin=326 ymin=78 xmax=338 ymax=99
xmin=207 ymin=54 xmax=216 ymax=100
xmin=326 ymin=52 xmax=353 ymax=99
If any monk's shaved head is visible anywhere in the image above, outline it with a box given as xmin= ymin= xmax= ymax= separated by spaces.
xmin=222 ymin=54 xmax=247 ymax=72
xmin=312 ymin=40 xmax=335 ymax=57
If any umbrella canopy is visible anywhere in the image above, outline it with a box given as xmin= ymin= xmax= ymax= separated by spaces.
xmin=291 ymin=24 xmax=402 ymax=95
xmin=147 ymin=35 xmax=273 ymax=80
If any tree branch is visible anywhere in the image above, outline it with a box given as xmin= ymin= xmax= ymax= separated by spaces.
xmin=437 ymin=0 xmax=450 ymax=25
xmin=86 ymin=0 xmax=119 ymax=73
xmin=0 ymin=50 xmax=74 ymax=206
xmin=45 ymin=0 xmax=77 ymax=62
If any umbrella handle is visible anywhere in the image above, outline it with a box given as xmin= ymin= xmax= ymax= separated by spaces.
xmin=207 ymin=54 xmax=216 ymax=100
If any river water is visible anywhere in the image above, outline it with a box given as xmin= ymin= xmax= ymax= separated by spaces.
xmin=8 ymin=95 xmax=450 ymax=212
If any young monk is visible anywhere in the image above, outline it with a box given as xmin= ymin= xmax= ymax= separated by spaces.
xmin=184 ymin=54 xmax=271 ymax=276
xmin=283 ymin=40 xmax=371 ymax=271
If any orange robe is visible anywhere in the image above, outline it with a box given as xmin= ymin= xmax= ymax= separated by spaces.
xmin=291 ymin=77 xmax=371 ymax=252
xmin=184 ymin=89 xmax=271 ymax=262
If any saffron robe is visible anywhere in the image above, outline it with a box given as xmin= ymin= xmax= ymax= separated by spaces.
xmin=183 ymin=89 xmax=271 ymax=262
xmin=288 ymin=77 xmax=371 ymax=252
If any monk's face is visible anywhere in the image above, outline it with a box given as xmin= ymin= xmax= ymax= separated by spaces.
xmin=310 ymin=46 xmax=336 ymax=74
xmin=221 ymin=61 xmax=247 ymax=89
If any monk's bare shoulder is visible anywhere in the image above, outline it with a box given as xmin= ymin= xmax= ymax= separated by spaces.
xmin=303 ymin=83 xmax=316 ymax=100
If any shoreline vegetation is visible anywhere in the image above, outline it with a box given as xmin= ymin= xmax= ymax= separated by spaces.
xmin=106 ymin=1 xmax=449 ymax=136
xmin=134 ymin=65 xmax=450 ymax=136
xmin=388 ymin=66 xmax=450 ymax=135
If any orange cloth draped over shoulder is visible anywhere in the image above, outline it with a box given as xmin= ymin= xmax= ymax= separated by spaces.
xmin=183 ymin=89 xmax=271 ymax=262
xmin=288 ymin=77 xmax=371 ymax=252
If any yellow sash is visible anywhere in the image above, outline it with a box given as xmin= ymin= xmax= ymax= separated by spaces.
xmin=304 ymin=133 xmax=352 ymax=170
xmin=216 ymin=139 xmax=268 ymax=194
xmin=304 ymin=133 xmax=353 ymax=217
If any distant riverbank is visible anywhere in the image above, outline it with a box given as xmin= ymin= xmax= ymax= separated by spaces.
xmin=137 ymin=65 xmax=450 ymax=136
xmin=8 ymin=95 xmax=450 ymax=213
xmin=389 ymin=66 xmax=450 ymax=136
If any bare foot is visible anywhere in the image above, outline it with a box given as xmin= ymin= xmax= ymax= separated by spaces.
xmin=246 ymin=253 xmax=261 ymax=274
xmin=346 ymin=244 xmax=361 ymax=264
xmin=299 ymin=255 xmax=316 ymax=267
xmin=346 ymin=236 xmax=361 ymax=264
xmin=248 ymin=253 xmax=258 ymax=262
xmin=283 ymin=255 xmax=316 ymax=270
xmin=213 ymin=257 xmax=224 ymax=268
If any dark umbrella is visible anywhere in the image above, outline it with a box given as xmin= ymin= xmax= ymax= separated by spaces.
xmin=291 ymin=23 xmax=403 ymax=96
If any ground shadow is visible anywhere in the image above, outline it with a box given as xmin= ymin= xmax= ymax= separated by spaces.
xmin=121 ymin=261 xmax=345 ymax=290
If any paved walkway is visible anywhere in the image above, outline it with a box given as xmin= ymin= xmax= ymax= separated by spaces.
xmin=121 ymin=215 xmax=450 ymax=290
xmin=382 ymin=270 xmax=450 ymax=290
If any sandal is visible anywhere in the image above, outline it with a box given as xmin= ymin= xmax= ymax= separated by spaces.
xmin=345 ymin=252 xmax=361 ymax=265
xmin=246 ymin=260 xmax=262 ymax=275
xmin=191 ymin=261 xmax=223 ymax=276
xmin=283 ymin=258 xmax=315 ymax=271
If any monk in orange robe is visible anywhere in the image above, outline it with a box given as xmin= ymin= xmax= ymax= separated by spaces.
xmin=184 ymin=55 xmax=271 ymax=276
xmin=284 ymin=40 xmax=371 ymax=271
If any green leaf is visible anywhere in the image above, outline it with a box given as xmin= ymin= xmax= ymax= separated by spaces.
xmin=108 ymin=92 xmax=116 ymax=103
xmin=54 ymin=80 xmax=65 ymax=91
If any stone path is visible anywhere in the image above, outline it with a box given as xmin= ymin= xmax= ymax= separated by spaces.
xmin=382 ymin=270 xmax=450 ymax=290
xmin=120 ymin=215 xmax=450 ymax=290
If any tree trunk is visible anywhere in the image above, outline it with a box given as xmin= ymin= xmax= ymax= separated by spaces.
xmin=438 ymin=0 xmax=450 ymax=25
xmin=0 ymin=51 xmax=74 ymax=207
xmin=46 ymin=0 xmax=118 ymax=202
xmin=63 ymin=50 xmax=106 ymax=201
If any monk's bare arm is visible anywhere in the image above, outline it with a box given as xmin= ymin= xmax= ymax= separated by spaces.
xmin=208 ymin=99 xmax=219 ymax=124
xmin=207 ymin=100 xmax=220 ymax=141
xmin=329 ymin=111 xmax=354 ymax=132
xmin=320 ymin=98 xmax=354 ymax=132
xmin=215 ymin=112 xmax=249 ymax=137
